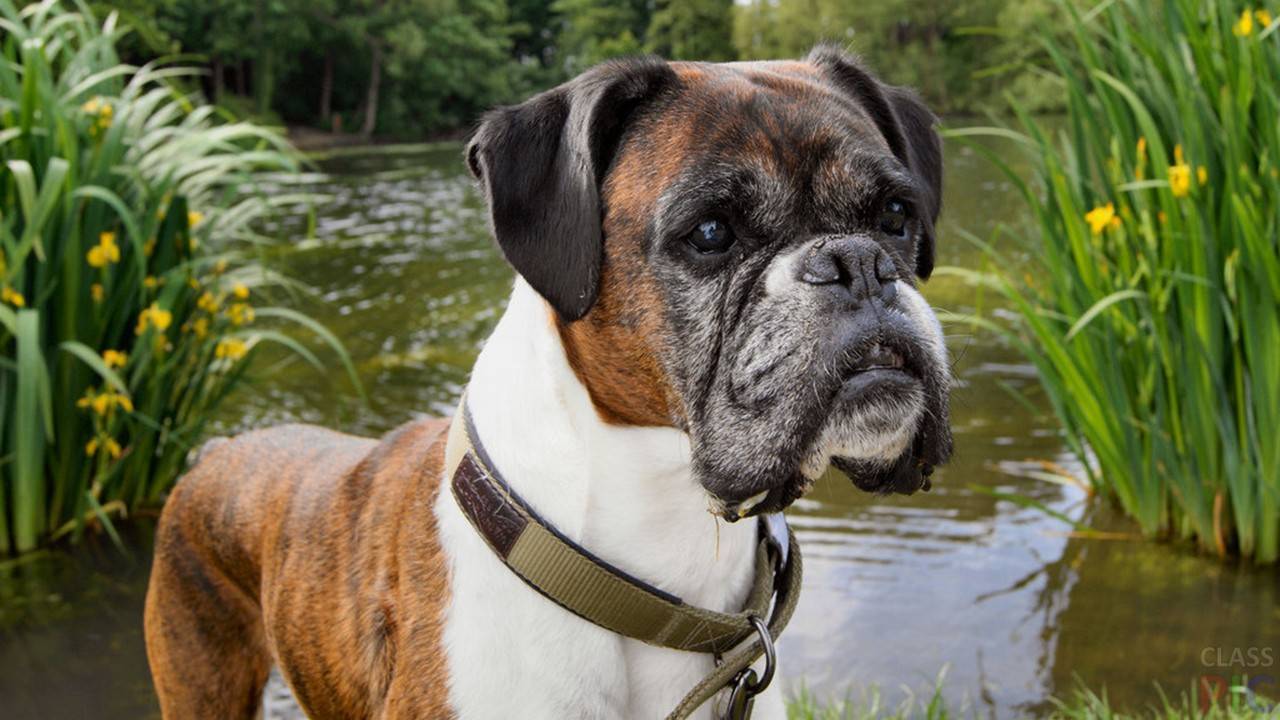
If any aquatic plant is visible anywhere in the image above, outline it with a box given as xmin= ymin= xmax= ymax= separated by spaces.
xmin=946 ymin=0 xmax=1279 ymax=562
xmin=0 ymin=0 xmax=356 ymax=554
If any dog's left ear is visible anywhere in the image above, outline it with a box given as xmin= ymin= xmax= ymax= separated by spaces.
xmin=466 ymin=58 xmax=676 ymax=321
xmin=807 ymin=46 xmax=943 ymax=279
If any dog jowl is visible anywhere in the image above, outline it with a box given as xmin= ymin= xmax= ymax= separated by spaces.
xmin=468 ymin=46 xmax=953 ymax=519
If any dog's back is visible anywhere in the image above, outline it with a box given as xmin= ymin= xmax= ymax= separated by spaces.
xmin=144 ymin=418 xmax=454 ymax=719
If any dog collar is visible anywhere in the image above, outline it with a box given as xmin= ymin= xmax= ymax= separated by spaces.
xmin=444 ymin=394 xmax=803 ymax=719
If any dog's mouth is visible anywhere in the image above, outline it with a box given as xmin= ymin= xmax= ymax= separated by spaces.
xmin=844 ymin=341 xmax=907 ymax=374
xmin=708 ymin=480 xmax=808 ymax=521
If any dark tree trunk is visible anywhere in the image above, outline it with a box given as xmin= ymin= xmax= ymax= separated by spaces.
xmin=254 ymin=50 xmax=275 ymax=116
xmin=320 ymin=50 xmax=334 ymax=126
xmin=212 ymin=57 xmax=225 ymax=103
xmin=361 ymin=42 xmax=382 ymax=137
xmin=235 ymin=60 xmax=248 ymax=96
xmin=251 ymin=0 xmax=274 ymax=116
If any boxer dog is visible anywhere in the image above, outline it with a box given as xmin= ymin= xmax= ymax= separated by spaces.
xmin=144 ymin=45 xmax=952 ymax=719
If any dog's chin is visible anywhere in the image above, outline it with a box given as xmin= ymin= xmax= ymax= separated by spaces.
xmin=704 ymin=372 xmax=927 ymax=521
xmin=802 ymin=367 xmax=935 ymax=495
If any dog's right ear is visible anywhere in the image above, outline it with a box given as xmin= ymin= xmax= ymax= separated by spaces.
xmin=466 ymin=58 xmax=676 ymax=322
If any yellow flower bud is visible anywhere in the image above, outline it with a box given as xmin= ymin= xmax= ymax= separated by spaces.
xmin=197 ymin=291 xmax=219 ymax=314
xmin=1 ymin=286 xmax=24 ymax=307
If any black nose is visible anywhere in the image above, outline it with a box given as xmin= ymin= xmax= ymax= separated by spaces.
xmin=797 ymin=235 xmax=899 ymax=304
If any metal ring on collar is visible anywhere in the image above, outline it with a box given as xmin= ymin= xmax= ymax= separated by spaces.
xmin=725 ymin=615 xmax=775 ymax=719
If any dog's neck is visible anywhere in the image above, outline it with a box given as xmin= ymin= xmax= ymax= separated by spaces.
xmin=465 ymin=279 xmax=758 ymax=611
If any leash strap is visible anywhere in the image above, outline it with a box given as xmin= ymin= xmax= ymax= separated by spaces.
xmin=444 ymin=396 xmax=803 ymax=717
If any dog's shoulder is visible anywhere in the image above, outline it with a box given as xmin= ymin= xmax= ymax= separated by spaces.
xmin=355 ymin=415 xmax=452 ymax=485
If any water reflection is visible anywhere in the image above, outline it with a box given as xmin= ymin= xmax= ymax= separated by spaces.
xmin=0 ymin=525 xmax=158 ymax=719
xmin=1 ymin=138 xmax=1275 ymax=719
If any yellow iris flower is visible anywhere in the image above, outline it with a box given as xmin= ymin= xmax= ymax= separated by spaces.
xmin=1169 ymin=164 xmax=1192 ymax=197
xmin=1085 ymin=203 xmax=1117 ymax=235
xmin=87 ymin=231 xmax=121 ymax=268
xmin=228 ymin=302 xmax=255 ymax=326
xmin=136 ymin=303 xmax=173 ymax=334
xmin=215 ymin=337 xmax=249 ymax=360
xmin=1234 ymin=8 xmax=1255 ymax=35
xmin=1 ymin=286 xmax=24 ymax=307
xmin=197 ymin=291 xmax=219 ymax=313
xmin=85 ymin=437 xmax=123 ymax=459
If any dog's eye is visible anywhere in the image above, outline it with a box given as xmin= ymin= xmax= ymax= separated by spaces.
xmin=686 ymin=219 xmax=735 ymax=253
xmin=879 ymin=199 xmax=909 ymax=236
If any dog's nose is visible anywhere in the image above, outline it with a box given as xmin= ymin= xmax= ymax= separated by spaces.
xmin=797 ymin=235 xmax=899 ymax=304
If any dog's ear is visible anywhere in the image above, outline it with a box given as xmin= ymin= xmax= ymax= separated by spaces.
xmin=466 ymin=57 xmax=676 ymax=321
xmin=806 ymin=46 xmax=943 ymax=280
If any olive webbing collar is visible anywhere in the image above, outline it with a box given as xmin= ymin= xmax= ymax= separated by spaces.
xmin=444 ymin=395 xmax=803 ymax=719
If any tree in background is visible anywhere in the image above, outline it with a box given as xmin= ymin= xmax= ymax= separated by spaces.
xmin=508 ymin=0 xmax=561 ymax=68
xmin=57 ymin=0 xmax=1062 ymax=137
xmin=646 ymin=0 xmax=735 ymax=62
xmin=551 ymin=0 xmax=649 ymax=74
xmin=732 ymin=0 xmax=1052 ymax=114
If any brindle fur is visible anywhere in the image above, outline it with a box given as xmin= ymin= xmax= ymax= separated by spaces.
xmin=145 ymin=419 xmax=453 ymax=719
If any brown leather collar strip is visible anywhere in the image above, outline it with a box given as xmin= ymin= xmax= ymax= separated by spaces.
xmin=446 ymin=397 xmax=794 ymax=656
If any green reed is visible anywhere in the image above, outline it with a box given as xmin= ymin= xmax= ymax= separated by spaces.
xmin=0 ymin=0 xmax=358 ymax=554
xmin=945 ymin=0 xmax=1279 ymax=563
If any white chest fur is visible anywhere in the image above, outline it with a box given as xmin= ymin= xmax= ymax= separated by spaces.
xmin=433 ymin=280 xmax=785 ymax=719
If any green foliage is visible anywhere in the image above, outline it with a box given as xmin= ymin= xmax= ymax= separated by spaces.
xmin=551 ymin=0 xmax=649 ymax=74
xmin=0 ymin=0 xmax=357 ymax=554
xmin=732 ymin=0 xmax=1020 ymax=113
xmin=381 ymin=0 xmax=519 ymax=134
xmin=646 ymin=0 xmax=735 ymax=62
xmin=29 ymin=0 xmax=1078 ymax=136
xmin=947 ymin=0 xmax=1280 ymax=563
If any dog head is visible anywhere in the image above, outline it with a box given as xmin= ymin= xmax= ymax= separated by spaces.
xmin=467 ymin=47 xmax=952 ymax=520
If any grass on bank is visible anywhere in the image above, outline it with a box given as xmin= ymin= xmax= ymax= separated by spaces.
xmin=945 ymin=0 xmax=1280 ymax=563
xmin=787 ymin=677 xmax=1278 ymax=719
xmin=0 ymin=0 xmax=357 ymax=555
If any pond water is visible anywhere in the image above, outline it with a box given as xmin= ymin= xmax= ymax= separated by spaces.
xmin=2 ymin=138 xmax=1276 ymax=719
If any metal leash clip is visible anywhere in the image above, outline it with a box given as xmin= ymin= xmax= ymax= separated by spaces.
xmin=725 ymin=616 xmax=776 ymax=720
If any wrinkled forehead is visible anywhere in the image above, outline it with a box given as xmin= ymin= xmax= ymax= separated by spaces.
xmin=605 ymin=60 xmax=912 ymax=227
